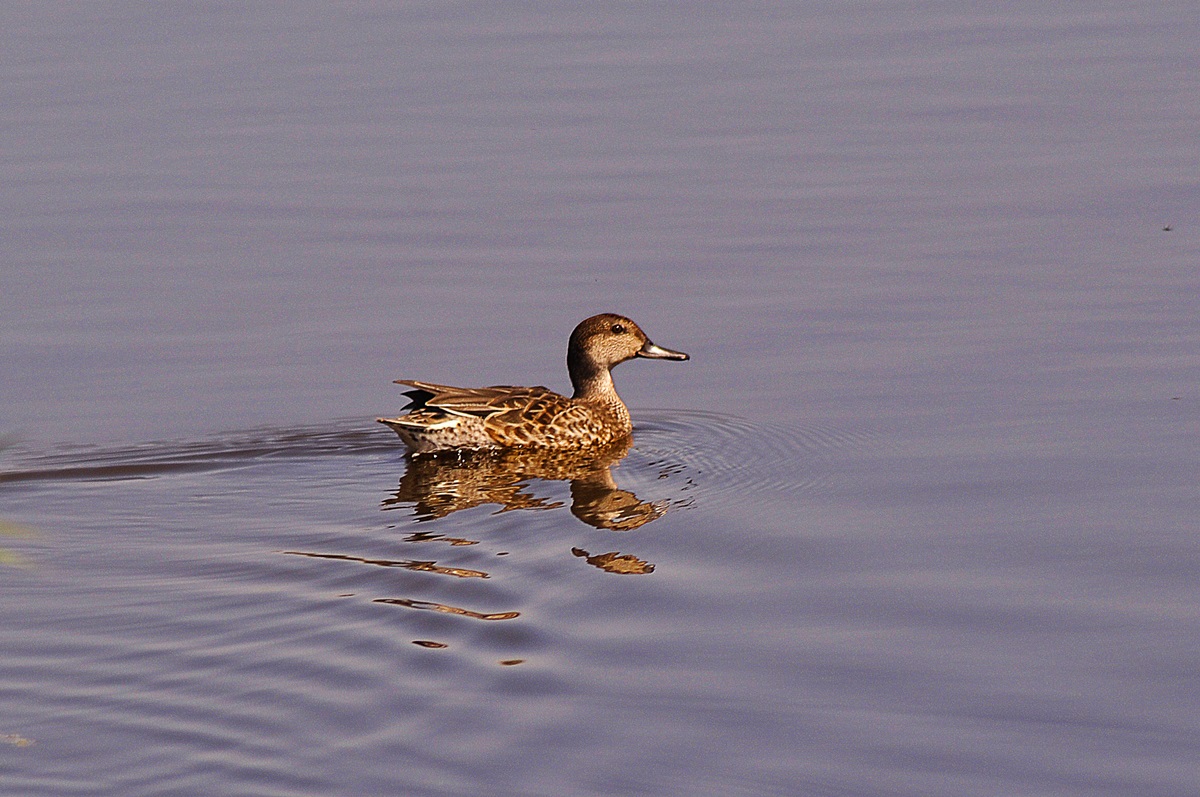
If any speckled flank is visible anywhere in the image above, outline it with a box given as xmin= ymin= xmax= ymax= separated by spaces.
xmin=377 ymin=313 xmax=688 ymax=452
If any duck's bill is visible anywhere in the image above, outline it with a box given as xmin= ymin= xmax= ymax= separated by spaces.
xmin=637 ymin=340 xmax=690 ymax=361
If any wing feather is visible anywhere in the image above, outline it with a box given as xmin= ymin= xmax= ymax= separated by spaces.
xmin=394 ymin=379 xmax=568 ymax=418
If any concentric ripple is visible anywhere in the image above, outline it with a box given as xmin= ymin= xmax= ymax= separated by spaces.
xmin=627 ymin=409 xmax=884 ymax=507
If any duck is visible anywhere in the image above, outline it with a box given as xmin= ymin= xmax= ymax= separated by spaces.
xmin=378 ymin=313 xmax=689 ymax=453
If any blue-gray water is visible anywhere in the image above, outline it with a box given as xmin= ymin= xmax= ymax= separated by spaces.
xmin=3 ymin=3 xmax=1199 ymax=795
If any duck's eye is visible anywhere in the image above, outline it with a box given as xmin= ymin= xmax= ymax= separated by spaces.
xmin=611 ymin=323 xmax=626 ymax=334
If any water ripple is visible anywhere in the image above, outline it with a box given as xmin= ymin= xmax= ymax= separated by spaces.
xmin=631 ymin=409 xmax=883 ymax=507
xmin=2 ymin=412 xmax=882 ymax=518
xmin=0 ymin=421 xmax=396 ymax=485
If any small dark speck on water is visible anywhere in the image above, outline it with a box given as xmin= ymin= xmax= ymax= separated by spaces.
xmin=1162 ymin=225 xmax=1173 ymax=231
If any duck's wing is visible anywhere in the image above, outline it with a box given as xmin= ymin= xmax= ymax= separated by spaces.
xmin=395 ymin=380 xmax=564 ymax=417
xmin=392 ymin=380 xmax=586 ymax=447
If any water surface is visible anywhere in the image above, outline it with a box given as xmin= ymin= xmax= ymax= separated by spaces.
xmin=2 ymin=3 xmax=1199 ymax=795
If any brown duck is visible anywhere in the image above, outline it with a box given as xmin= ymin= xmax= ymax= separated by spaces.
xmin=378 ymin=313 xmax=689 ymax=453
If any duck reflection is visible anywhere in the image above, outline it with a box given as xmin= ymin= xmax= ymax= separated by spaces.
xmin=383 ymin=435 xmax=666 ymax=531
xmin=570 ymin=547 xmax=655 ymax=575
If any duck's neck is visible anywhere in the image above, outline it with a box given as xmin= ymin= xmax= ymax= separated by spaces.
xmin=569 ymin=358 xmax=617 ymax=402
xmin=571 ymin=359 xmax=632 ymax=434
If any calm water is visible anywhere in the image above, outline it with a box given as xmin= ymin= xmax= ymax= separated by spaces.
xmin=3 ymin=3 xmax=1199 ymax=796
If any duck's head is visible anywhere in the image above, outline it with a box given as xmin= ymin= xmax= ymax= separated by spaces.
xmin=568 ymin=313 xmax=688 ymax=397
